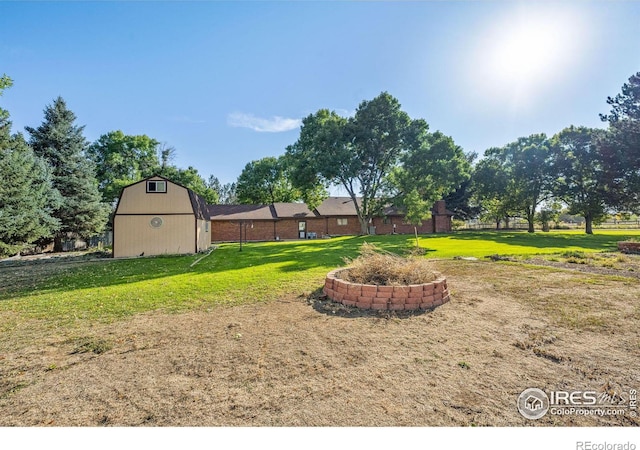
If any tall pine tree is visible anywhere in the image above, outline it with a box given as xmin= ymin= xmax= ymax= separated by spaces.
xmin=26 ymin=97 xmax=108 ymax=251
xmin=599 ymin=72 xmax=640 ymax=211
xmin=0 ymin=76 xmax=61 ymax=256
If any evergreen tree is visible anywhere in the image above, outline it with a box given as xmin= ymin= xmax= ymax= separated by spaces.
xmin=26 ymin=97 xmax=109 ymax=250
xmin=0 ymin=76 xmax=61 ymax=256
xmin=598 ymin=72 xmax=640 ymax=211
xmin=208 ymin=176 xmax=237 ymax=204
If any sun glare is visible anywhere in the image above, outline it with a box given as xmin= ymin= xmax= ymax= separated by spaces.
xmin=490 ymin=21 xmax=561 ymax=82
xmin=468 ymin=6 xmax=589 ymax=111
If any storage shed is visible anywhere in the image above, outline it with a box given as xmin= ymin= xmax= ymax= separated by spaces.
xmin=112 ymin=176 xmax=210 ymax=258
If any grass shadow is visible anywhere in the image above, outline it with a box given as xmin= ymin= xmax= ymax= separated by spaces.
xmin=0 ymin=253 xmax=199 ymax=301
xmin=195 ymin=235 xmax=415 ymax=275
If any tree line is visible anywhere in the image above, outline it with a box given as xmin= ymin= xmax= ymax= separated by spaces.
xmin=1 ymin=71 xmax=638 ymax=256
xmin=473 ymin=72 xmax=639 ymax=234
xmin=235 ymin=72 xmax=639 ymax=236
xmin=0 ymin=76 xmax=229 ymax=256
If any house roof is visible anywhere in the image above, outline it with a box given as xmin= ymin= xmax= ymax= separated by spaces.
xmin=188 ymin=190 xmax=211 ymax=220
xmin=314 ymin=197 xmax=360 ymax=216
xmin=382 ymin=204 xmax=455 ymax=217
xmin=208 ymin=204 xmax=276 ymax=221
xmin=207 ymin=197 xmax=453 ymax=221
xmin=382 ymin=205 xmax=404 ymax=216
xmin=272 ymin=202 xmax=317 ymax=218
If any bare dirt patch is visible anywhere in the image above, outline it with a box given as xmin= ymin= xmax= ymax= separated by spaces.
xmin=0 ymin=260 xmax=638 ymax=426
xmin=502 ymin=252 xmax=640 ymax=280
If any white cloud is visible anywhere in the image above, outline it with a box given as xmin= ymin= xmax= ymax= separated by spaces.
xmin=227 ymin=112 xmax=301 ymax=133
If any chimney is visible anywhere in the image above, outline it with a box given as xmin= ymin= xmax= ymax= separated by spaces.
xmin=435 ymin=200 xmax=446 ymax=215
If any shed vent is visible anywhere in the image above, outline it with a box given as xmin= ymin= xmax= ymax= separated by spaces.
xmin=150 ymin=217 xmax=164 ymax=228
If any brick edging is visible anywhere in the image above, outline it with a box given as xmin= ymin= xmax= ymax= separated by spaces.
xmin=322 ymin=268 xmax=450 ymax=311
xmin=618 ymin=241 xmax=640 ymax=254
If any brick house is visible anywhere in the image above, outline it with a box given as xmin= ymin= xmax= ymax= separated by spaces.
xmin=209 ymin=197 xmax=453 ymax=242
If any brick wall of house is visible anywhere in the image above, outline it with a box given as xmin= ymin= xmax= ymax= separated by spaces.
xmin=434 ymin=214 xmax=452 ymax=233
xmin=305 ymin=218 xmax=329 ymax=237
xmin=211 ymin=209 xmax=452 ymax=242
xmin=211 ymin=220 xmax=276 ymax=242
xmin=273 ymin=219 xmax=298 ymax=240
xmin=278 ymin=218 xmax=328 ymax=239
xmin=212 ymin=218 xmax=338 ymax=242
xmin=372 ymin=217 xmax=434 ymax=235
xmin=325 ymin=216 xmax=363 ymax=236
xmin=211 ymin=216 xmax=448 ymax=242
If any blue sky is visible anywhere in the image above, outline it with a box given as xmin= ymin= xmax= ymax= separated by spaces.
xmin=1 ymin=1 xmax=639 ymax=185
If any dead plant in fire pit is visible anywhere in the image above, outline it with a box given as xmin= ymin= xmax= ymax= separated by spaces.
xmin=339 ymin=243 xmax=439 ymax=286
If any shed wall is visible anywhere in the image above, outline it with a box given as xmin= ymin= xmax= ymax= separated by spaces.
xmin=116 ymin=177 xmax=193 ymax=215
xmin=114 ymin=215 xmax=195 ymax=257
xmin=196 ymin=218 xmax=211 ymax=252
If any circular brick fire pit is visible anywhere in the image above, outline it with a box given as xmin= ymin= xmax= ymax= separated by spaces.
xmin=322 ymin=268 xmax=450 ymax=311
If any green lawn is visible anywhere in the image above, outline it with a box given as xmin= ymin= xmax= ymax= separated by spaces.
xmin=1 ymin=230 xmax=639 ymax=327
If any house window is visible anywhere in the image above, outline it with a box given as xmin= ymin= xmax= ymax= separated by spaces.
xmin=337 ymin=218 xmax=348 ymax=226
xmin=147 ymin=180 xmax=167 ymax=193
xmin=205 ymin=221 xmax=210 ymax=232
xmin=383 ymin=217 xmax=391 ymax=224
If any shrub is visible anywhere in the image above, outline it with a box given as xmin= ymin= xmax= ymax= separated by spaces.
xmin=339 ymin=243 xmax=439 ymax=286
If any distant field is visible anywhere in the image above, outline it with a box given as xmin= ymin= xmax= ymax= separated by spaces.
xmin=413 ymin=229 xmax=640 ymax=259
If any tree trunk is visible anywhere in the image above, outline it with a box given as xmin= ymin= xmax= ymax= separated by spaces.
xmin=496 ymin=218 xmax=501 ymax=230
xmin=525 ymin=214 xmax=535 ymax=233
xmin=526 ymin=209 xmax=535 ymax=233
xmin=504 ymin=216 xmax=510 ymax=229
xmin=585 ymin=213 xmax=593 ymax=235
xmin=53 ymin=236 xmax=64 ymax=253
xmin=359 ymin=216 xmax=369 ymax=235
xmin=414 ymin=226 xmax=419 ymax=249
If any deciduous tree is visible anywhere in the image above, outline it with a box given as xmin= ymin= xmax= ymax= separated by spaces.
xmin=156 ymin=165 xmax=219 ymax=204
xmin=235 ymin=156 xmax=301 ymax=204
xmin=472 ymin=153 xmax=517 ymax=229
xmin=549 ymin=126 xmax=608 ymax=234
xmin=477 ymin=135 xmax=554 ymax=233
xmin=87 ymin=130 xmax=160 ymax=204
xmin=286 ymin=92 xmax=412 ymax=234
xmin=391 ymin=123 xmax=471 ymax=228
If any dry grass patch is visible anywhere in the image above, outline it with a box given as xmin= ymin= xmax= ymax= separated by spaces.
xmin=0 ymin=259 xmax=638 ymax=426
xmin=340 ymin=243 xmax=439 ymax=285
